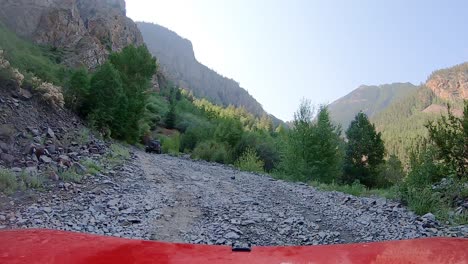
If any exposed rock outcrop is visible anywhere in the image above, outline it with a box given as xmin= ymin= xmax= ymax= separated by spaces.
xmin=426 ymin=62 xmax=468 ymax=100
xmin=0 ymin=0 xmax=143 ymax=68
xmin=137 ymin=22 xmax=281 ymax=125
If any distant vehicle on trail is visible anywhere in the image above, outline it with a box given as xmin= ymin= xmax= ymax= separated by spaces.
xmin=145 ymin=140 xmax=162 ymax=154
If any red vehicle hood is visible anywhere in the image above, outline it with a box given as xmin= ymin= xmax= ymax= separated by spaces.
xmin=0 ymin=229 xmax=466 ymax=264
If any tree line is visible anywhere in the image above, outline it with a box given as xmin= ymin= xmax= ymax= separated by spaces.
xmin=63 ymin=45 xmax=466 ymax=224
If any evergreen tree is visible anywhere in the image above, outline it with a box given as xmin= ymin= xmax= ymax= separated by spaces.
xmin=65 ymin=68 xmax=90 ymax=116
xmin=165 ymin=103 xmax=176 ymax=129
xmin=87 ymin=62 xmax=124 ymax=136
xmin=343 ymin=112 xmax=385 ymax=187
xmin=425 ymin=102 xmax=468 ymax=180
xmin=308 ymin=106 xmax=343 ymax=183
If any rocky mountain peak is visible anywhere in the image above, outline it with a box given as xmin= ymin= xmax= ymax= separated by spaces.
xmin=426 ymin=62 xmax=468 ymax=100
xmin=0 ymin=0 xmax=142 ymax=68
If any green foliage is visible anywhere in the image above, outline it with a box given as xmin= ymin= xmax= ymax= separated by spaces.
xmin=19 ymin=171 xmax=44 ymax=189
xmin=87 ymin=62 xmax=124 ymax=136
xmin=215 ymin=118 xmax=243 ymax=148
xmin=235 ymin=131 xmax=279 ymax=172
xmin=372 ymin=86 xmax=455 ymax=164
xmin=0 ymin=23 xmax=68 ymax=84
xmin=279 ymin=102 xmax=343 ymax=183
xmin=329 ymin=83 xmax=419 ymax=130
xmin=67 ymin=46 xmax=157 ymax=143
xmin=181 ymin=121 xmax=214 ymax=152
xmin=81 ymin=159 xmax=103 ymax=175
xmin=104 ymin=143 xmax=131 ymax=168
xmin=64 ymin=68 xmax=90 ymax=115
xmin=377 ymin=155 xmax=405 ymax=185
xmin=403 ymin=185 xmax=442 ymax=215
xmin=59 ymin=169 xmax=83 ymax=183
xmin=161 ymin=132 xmax=181 ymax=155
xmin=310 ymin=180 xmax=399 ymax=199
xmin=0 ymin=168 xmax=17 ymax=194
xmin=235 ymin=148 xmax=265 ymax=173
xmin=165 ymin=103 xmax=176 ymax=129
xmin=343 ymin=112 xmax=385 ymax=187
xmin=192 ymin=140 xmax=229 ymax=164
xmin=425 ymin=102 xmax=467 ymax=180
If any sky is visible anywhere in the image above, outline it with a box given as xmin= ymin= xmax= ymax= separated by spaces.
xmin=126 ymin=0 xmax=468 ymax=121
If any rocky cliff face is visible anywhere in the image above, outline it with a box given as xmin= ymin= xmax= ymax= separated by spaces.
xmin=0 ymin=0 xmax=143 ymax=68
xmin=137 ymin=22 xmax=277 ymax=122
xmin=426 ymin=62 xmax=468 ymax=101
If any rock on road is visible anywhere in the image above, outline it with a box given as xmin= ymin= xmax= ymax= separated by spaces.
xmin=1 ymin=149 xmax=466 ymax=245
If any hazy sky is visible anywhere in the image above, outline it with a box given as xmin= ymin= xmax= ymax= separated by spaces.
xmin=127 ymin=0 xmax=468 ymax=121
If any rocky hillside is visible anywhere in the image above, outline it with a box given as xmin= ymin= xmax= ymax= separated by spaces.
xmin=426 ymin=62 xmax=468 ymax=101
xmin=137 ymin=22 xmax=277 ymax=121
xmin=328 ymin=83 xmax=418 ymax=129
xmin=0 ymin=0 xmax=143 ymax=68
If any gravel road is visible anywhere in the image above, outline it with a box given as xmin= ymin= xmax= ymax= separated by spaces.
xmin=1 ymin=150 xmax=466 ymax=246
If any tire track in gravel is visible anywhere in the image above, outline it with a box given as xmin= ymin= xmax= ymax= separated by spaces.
xmin=136 ymin=151 xmax=449 ymax=246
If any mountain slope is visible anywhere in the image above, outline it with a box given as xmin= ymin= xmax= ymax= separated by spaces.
xmin=0 ymin=0 xmax=143 ymax=68
xmin=328 ymin=83 xmax=418 ymax=129
xmin=372 ymin=63 xmax=466 ymax=163
xmin=137 ymin=22 xmax=274 ymax=120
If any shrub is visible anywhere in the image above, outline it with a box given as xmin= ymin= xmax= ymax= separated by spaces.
xmin=20 ymin=171 xmax=43 ymax=189
xmin=192 ymin=140 xmax=229 ymax=164
xmin=402 ymin=185 xmax=441 ymax=215
xmin=59 ymin=169 xmax=83 ymax=183
xmin=161 ymin=132 xmax=181 ymax=155
xmin=81 ymin=158 xmax=103 ymax=175
xmin=0 ymin=168 xmax=17 ymax=194
xmin=235 ymin=148 xmax=265 ymax=173
xmin=34 ymin=81 xmax=65 ymax=108
xmin=64 ymin=68 xmax=90 ymax=115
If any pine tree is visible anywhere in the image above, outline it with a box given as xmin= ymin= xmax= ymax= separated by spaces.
xmin=308 ymin=106 xmax=343 ymax=183
xmin=343 ymin=112 xmax=385 ymax=187
xmin=425 ymin=102 xmax=468 ymax=180
xmin=165 ymin=103 xmax=176 ymax=129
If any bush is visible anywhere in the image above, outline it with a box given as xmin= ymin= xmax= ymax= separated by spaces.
xmin=64 ymin=68 xmax=90 ymax=115
xmin=402 ymin=185 xmax=441 ymax=215
xmin=0 ymin=168 xmax=17 ymax=194
xmin=105 ymin=144 xmax=131 ymax=167
xmin=20 ymin=171 xmax=44 ymax=189
xmin=161 ymin=133 xmax=181 ymax=155
xmin=234 ymin=131 xmax=280 ymax=172
xmin=377 ymin=155 xmax=404 ymax=186
xmin=235 ymin=148 xmax=265 ymax=173
xmin=192 ymin=140 xmax=229 ymax=164
xmin=81 ymin=158 xmax=103 ymax=175
xmin=310 ymin=180 xmax=399 ymax=199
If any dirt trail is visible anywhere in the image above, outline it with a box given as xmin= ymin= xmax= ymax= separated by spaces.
xmin=3 ymin=149 xmax=464 ymax=246
xmin=135 ymin=151 xmax=441 ymax=246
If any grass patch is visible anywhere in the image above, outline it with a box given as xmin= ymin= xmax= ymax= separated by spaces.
xmin=81 ymin=158 xmax=103 ymax=175
xmin=59 ymin=169 xmax=83 ymax=183
xmin=19 ymin=171 xmax=44 ymax=189
xmin=77 ymin=128 xmax=91 ymax=145
xmin=310 ymin=180 xmax=399 ymax=200
xmin=0 ymin=22 xmax=69 ymax=85
xmin=104 ymin=143 xmax=131 ymax=168
xmin=0 ymin=168 xmax=17 ymax=194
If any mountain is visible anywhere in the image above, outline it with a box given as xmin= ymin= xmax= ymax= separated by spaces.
xmin=426 ymin=62 xmax=468 ymax=101
xmin=372 ymin=63 xmax=466 ymax=163
xmin=0 ymin=0 xmax=143 ymax=68
xmin=137 ymin=22 xmax=277 ymax=122
xmin=328 ymin=83 xmax=419 ymax=129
